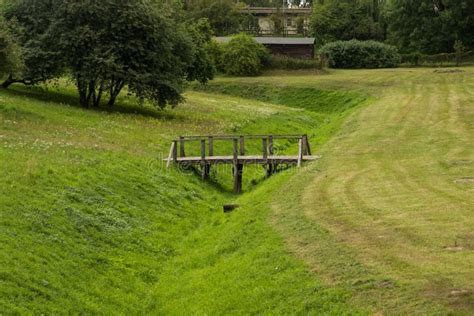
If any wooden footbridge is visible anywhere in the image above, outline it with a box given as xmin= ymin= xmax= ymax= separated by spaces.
xmin=165 ymin=134 xmax=319 ymax=193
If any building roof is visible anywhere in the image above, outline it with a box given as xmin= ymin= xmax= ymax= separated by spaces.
xmin=239 ymin=7 xmax=312 ymax=15
xmin=215 ymin=37 xmax=315 ymax=45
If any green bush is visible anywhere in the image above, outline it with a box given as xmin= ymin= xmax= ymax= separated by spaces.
xmin=221 ymin=33 xmax=269 ymax=76
xmin=266 ymin=55 xmax=325 ymax=70
xmin=320 ymin=40 xmax=400 ymax=69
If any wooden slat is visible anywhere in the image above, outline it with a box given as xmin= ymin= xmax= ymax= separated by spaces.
xmin=166 ymin=155 xmax=319 ymax=163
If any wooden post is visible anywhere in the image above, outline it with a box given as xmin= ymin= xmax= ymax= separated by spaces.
xmin=305 ymin=135 xmax=312 ymax=156
xmin=262 ymin=138 xmax=267 ymax=160
xmin=179 ymin=136 xmax=185 ymax=157
xmin=268 ymin=135 xmax=274 ymax=176
xmin=166 ymin=141 xmax=177 ymax=168
xmin=201 ymin=139 xmax=209 ymax=179
xmin=239 ymin=136 xmax=245 ymax=156
xmin=208 ymin=136 xmax=214 ymax=157
xmin=172 ymin=140 xmax=178 ymax=163
xmin=233 ymin=138 xmax=238 ymax=163
xmin=302 ymin=135 xmax=308 ymax=156
xmin=233 ymin=138 xmax=242 ymax=194
xmin=297 ymin=138 xmax=303 ymax=167
xmin=268 ymin=135 xmax=274 ymax=155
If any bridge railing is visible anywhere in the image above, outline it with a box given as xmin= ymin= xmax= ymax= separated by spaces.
xmin=166 ymin=134 xmax=312 ymax=167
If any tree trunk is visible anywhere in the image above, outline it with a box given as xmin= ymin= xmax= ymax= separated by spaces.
xmin=77 ymin=78 xmax=89 ymax=108
xmin=1 ymin=75 xmax=15 ymax=89
xmin=107 ymin=80 xmax=125 ymax=107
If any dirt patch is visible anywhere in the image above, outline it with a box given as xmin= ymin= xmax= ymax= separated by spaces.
xmin=433 ymin=69 xmax=465 ymax=74
xmin=453 ymin=177 xmax=474 ymax=184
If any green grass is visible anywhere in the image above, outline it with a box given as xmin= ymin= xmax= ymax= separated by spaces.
xmin=1 ymin=67 xmax=473 ymax=314
xmin=0 ymin=79 xmax=365 ymax=313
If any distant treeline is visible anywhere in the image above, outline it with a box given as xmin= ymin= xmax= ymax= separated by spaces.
xmin=184 ymin=0 xmax=474 ymax=55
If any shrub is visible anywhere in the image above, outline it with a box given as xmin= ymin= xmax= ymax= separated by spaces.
xmin=319 ymin=40 xmax=401 ymax=69
xmin=266 ymin=55 xmax=325 ymax=70
xmin=221 ymin=33 xmax=269 ymax=76
xmin=206 ymin=39 xmax=224 ymax=72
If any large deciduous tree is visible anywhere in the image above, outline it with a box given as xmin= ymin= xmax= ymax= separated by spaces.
xmin=310 ymin=1 xmax=385 ymax=46
xmin=2 ymin=0 xmax=214 ymax=109
xmin=0 ymin=18 xmax=23 ymax=83
xmin=1 ymin=0 xmax=64 ymax=88
xmin=385 ymin=0 xmax=474 ymax=53
xmin=184 ymin=0 xmax=242 ymax=36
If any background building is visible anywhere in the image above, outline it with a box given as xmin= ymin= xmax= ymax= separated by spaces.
xmin=239 ymin=6 xmax=312 ymax=36
xmin=215 ymin=36 xmax=315 ymax=59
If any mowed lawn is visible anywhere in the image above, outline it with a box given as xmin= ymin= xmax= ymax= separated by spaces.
xmin=234 ymin=68 xmax=473 ymax=314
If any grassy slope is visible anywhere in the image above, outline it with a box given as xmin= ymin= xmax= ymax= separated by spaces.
xmin=0 ymin=81 xmax=365 ymax=313
xmin=2 ymin=67 xmax=472 ymax=314
xmin=226 ymin=68 xmax=473 ymax=314
xmin=192 ymin=69 xmax=473 ymax=314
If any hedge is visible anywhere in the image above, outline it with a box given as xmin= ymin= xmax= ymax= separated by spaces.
xmin=319 ymin=40 xmax=401 ymax=69
xmin=266 ymin=55 xmax=325 ymax=70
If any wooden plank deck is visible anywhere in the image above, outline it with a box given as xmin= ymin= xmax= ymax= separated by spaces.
xmin=168 ymin=155 xmax=320 ymax=165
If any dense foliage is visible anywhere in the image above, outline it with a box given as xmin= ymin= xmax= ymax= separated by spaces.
xmin=1 ymin=0 xmax=214 ymax=108
xmin=2 ymin=0 xmax=64 ymax=88
xmin=185 ymin=0 xmax=241 ymax=36
xmin=266 ymin=55 xmax=324 ymax=70
xmin=385 ymin=0 xmax=474 ymax=54
xmin=320 ymin=40 xmax=400 ymax=68
xmin=310 ymin=1 xmax=385 ymax=45
xmin=220 ymin=33 xmax=269 ymax=76
xmin=0 ymin=18 xmax=22 ymax=82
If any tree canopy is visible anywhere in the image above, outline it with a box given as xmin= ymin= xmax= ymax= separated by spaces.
xmin=1 ymin=0 xmax=214 ymax=108
xmin=310 ymin=1 xmax=385 ymax=46
xmin=385 ymin=0 xmax=474 ymax=53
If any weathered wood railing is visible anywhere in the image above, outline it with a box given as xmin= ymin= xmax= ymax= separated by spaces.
xmin=165 ymin=134 xmax=318 ymax=193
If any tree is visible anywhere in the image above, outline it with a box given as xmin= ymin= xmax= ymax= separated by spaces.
xmin=2 ymin=0 xmax=214 ymax=108
xmin=221 ymin=33 xmax=269 ymax=76
xmin=385 ymin=0 xmax=474 ymax=53
xmin=50 ymin=1 xmax=213 ymax=108
xmin=0 ymin=18 xmax=23 ymax=84
xmin=1 ymin=0 xmax=64 ymax=88
xmin=185 ymin=18 xmax=216 ymax=84
xmin=310 ymin=1 xmax=385 ymax=46
xmin=185 ymin=0 xmax=242 ymax=36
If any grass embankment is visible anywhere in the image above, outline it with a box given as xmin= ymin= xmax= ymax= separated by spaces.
xmin=174 ymin=68 xmax=473 ymax=315
xmin=0 ymin=80 xmax=364 ymax=313
xmin=217 ymin=68 xmax=473 ymax=314
xmin=2 ymin=68 xmax=472 ymax=314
